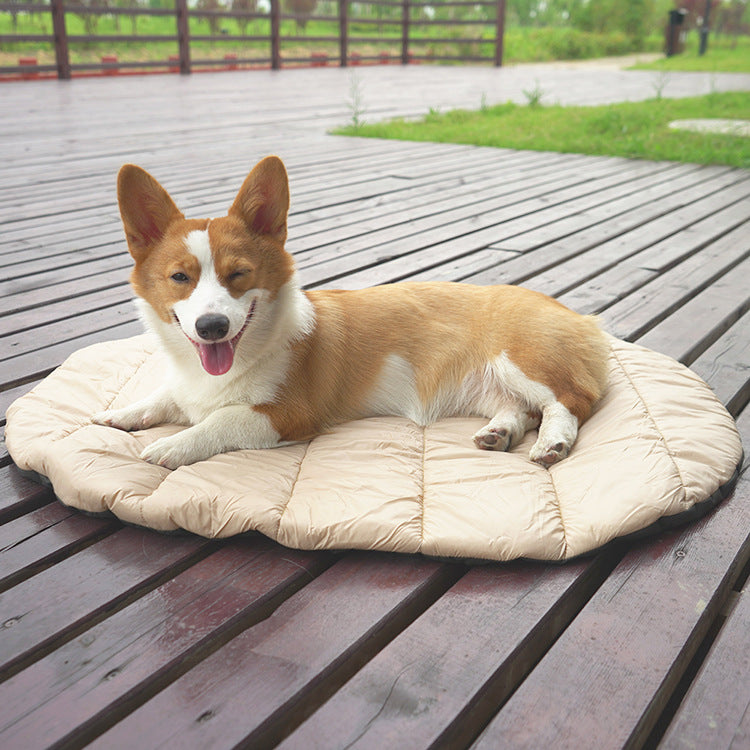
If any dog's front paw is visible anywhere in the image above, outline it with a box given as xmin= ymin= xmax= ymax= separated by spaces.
xmin=140 ymin=432 xmax=210 ymax=470
xmin=92 ymin=405 xmax=157 ymax=432
xmin=529 ymin=439 xmax=570 ymax=468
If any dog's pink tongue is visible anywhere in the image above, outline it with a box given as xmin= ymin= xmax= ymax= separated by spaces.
xmin=197 ymin=342 xmax=234 ymax=376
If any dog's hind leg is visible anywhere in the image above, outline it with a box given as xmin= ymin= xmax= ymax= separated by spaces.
xmin=528 ymin=392 xmax=593 ymax=467
xmin=473 ymin=406 xmax=541 ymax=452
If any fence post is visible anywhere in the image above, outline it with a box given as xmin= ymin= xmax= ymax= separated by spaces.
xmin=50 ymin=0 xmax=71 ymax=80
xmin=494 ymin=0 xmax=505 ymax=66
xmin=270 ymin=0 xmax=281 ymax=69
xmin=175 ymin=0 xmax=191 ymax=74
xmin=401 ymin=0 xmax=410 ymax=64
xmin=339 ymin=0 xmax=348 ymax=67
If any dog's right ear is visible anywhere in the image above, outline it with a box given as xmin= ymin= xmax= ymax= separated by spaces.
xmin=117 ymin=165 xmax=184 ymax=261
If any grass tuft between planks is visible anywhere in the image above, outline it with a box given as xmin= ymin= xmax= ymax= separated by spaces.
xmin=334 ymin=91 xmax=750 ymax=168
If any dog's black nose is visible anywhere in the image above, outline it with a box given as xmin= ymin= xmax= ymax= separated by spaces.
xmin=195 ymin=313 xmax=230 ymax=341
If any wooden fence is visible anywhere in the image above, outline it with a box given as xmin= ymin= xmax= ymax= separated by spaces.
xmin=0 ymin=0 xmax=506 ymax=80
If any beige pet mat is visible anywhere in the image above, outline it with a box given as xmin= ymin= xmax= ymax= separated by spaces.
xmin=5 ymin=334 xmax=743 ymax=562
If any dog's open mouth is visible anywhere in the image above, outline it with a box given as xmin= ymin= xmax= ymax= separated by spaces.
xmin=174 ymin=300 xmax=256 ymax=377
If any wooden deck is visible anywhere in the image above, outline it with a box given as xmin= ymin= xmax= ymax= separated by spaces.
xmin=1 ymin=64 xmax=749 ymax=749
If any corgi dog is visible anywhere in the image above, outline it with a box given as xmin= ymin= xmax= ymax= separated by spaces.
xmin=93 ymin=156 xmax=609 ymax=470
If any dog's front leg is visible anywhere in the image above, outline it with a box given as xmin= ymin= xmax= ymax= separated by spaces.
xmin=92 ymin=387 xmax=184 ymax=432
xmin=140 ymin=405 xmax=283 ymax=469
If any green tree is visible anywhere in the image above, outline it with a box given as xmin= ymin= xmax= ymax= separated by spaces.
xmin=284 ymin=0 xmax=317 ymax=32
xmin=71 ymin=0 xmax=102 ymax=35
xmin=233 ymin=0 xmax=257 ymax=35
xmin=197 ymin=0 xmax=223 ymax=35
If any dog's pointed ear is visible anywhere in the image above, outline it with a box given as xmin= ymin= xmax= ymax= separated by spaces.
xmin=229 ymin=156 xmax=289 ymax=244
xmin=117 ymin=165 xmax=184 ymax=261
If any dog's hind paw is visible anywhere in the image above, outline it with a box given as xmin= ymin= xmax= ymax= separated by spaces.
xmin=473 ymin=425 xmax=512 ymax=451
xmin=530 ymin=440 xmax=570 ymax=468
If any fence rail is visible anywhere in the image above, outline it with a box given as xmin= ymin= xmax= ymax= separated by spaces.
xmin=0 ymin=0 xmax=506 ymax=80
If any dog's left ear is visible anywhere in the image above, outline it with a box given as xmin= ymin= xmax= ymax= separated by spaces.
xmin=229 ymin=156 xmax=289 ymax=244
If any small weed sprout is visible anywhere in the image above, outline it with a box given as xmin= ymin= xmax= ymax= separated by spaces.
xmin=522 ymin=80 xmax=544 ymax=107
xmin=480 ymin=92 xmax=489 ymax=112
xmin=652 ymin=71 xmax=670 ymax=100
xmin=347 ymin=72 xmax=366 ymax=131
xmin=426 ymin=106 xmax=442 ymax=123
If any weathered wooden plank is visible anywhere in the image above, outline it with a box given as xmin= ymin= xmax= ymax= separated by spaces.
xmin=0 ymin=253 xmax=131 ymax=298
xmin=561 ymin=218 xmax=750 ymax=324
xmin=0 ymin=227 xmax=122 ymax=262
xmin=288 ymin=149 xmax=559 ymax=233
xmin=0 ymin=209 xmax=118 ymax=247
xmin=306 ymin=162 xmax=683 ymax=289
xmin=0 ymin=150 xmax=538 ymax=277
xmin=403 ymin=248 xmax=519 ymax=283
xmin=659 ymin=581 xmax=750 ymax=750
xmin=0 ymin=527 xmax=211 ymax=679
xmin=462 ymin=170 xmax=750 ymax=290
xmin=1 ymin=300 xmax=136 ymax=361
xmin=277 ymin=551 xmax=621 ymax=750
xmin=338 ymin=164 xmax=746 ymax=292
xmin=0 ymin=540 xmax=331 ymax=749
xmin=290 ymin=155 xmax=575 ymax=258
xmin=566 ymin=222 xmax=750 ymax=324
xmin=0 ymin=138 xmax=402 ymax=207
xmin=0 ymin=501 xmax=74 ymax=545
xmin=494 ymin=163 xmax=735 ymax=253
xmin=0 ymin=286 xmax=133 ymax=340
xmin=88 ymin=553 xmax=464 ymax=749
xmin=298 ymin=156 xmax=633 ymax=277
xmin=0 ymin=141 xmax=465 ymax=225
xmin=1 ymin=268 xmax=130 ymax=317
xmin=1 ymin=109 xmax=413 ymax=183
xmin=1 ymin=130 xmax=351 ymax=206
xmin=518 ymin=177 xmax=750 ymax=301
xmin=0 ymin=319 xmax=143 ymax=390
xmin=0 ymin=140 xmax=432 ymax=229
xmin=689 ymin=311 xmax=750 ymax=418
xmin=635 ymin=255 xmax=750 ymax=365
xmin=0 ymin=382 xmax=38 ymax=425
xmin=0 ymin=464 xmax=52 ymax=525
xmin=4 ymin=241 xmax=125 ymax=278
xmin=0 ymin=509 xmax=119 ymax=591
xmin=471 ymin=409 xmax=750 ymax=750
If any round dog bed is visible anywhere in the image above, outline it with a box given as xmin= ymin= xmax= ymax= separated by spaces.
xmin=5 ymin=333 xmax=742 ymax=562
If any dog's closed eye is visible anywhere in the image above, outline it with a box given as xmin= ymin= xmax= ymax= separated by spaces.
xmin=228 ymin=269 xmax=251 ymax=281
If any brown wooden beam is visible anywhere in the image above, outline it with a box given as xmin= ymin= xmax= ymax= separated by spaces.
xmin=175 ymin=0 xmax=191 ymax=74
xmin=50 ymin=0 xmax=70 ymax=80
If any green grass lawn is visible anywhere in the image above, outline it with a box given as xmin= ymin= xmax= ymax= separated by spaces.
xmin=336 ymin=92 xmax=750 ymax=168
xmin=631 ymin=32 xmax=750 ymax=72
